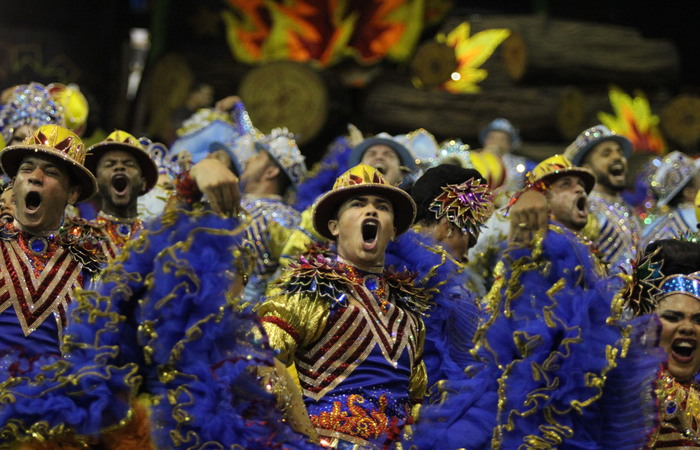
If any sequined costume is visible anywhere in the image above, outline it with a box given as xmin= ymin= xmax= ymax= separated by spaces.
xmin=0 ymin=219 xmax=104 ymax=358
xmin=259 ymin=252 xmax=430 ymax=448
xmin=500 ymin=153 xmax=535 ymax=194
xmin=83 ymin=212 xmax=143 ymax=260
xmin=643 ymin=206 xmax=698 ymax=248
xmin=652 ymin=371 xmax=700 ymax=448
xmin=586 ymin=190 xmax=643 ymax=274
xmin=408 ymin=223 xmax=663 ymax=449
xmin=0 ymin=197 xmax=316 ymax=449
xmin=241 ymin=194 xmax=302 ymax=304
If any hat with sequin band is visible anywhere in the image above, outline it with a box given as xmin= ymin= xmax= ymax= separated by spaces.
xmin=650 ymin=151 xmax=700 ymax=207
xmin=347 ymin=133 xmax=417 ymax=172
xmin=479 ymin=118 xmax=522 ymax=150
xmin=47 ymin=83 xmax=89 ymax=136
xmin=313 ymin=163 xmax=416 ymax=240
xmin=85 ymin=130 xmax=159 ymax=194
xmin=254 ymin=128 xmax=307 ymax=190
xmin=0 ymin=124 xmax=96 ymax=201
xmin=0 ymin=82 xmax=65 ymax=145
xmin=411 ymin=164 xmax=493 ymax=238
xmin=565 ymin=125 xmax=632 ymax=167
xmin=526 ymin=154 xmax=596 ymax=194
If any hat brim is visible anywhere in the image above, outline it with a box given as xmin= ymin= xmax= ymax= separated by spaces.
xmin=656 ymin=159 xmax=700 ymax=207
xmin=210 ymin=142 xmax=243 ymax=176
xmin=85 ymin=142 xmax=159 ymax=194
xmin=348 ymin=137 xmax=416 ymax=171
xmin=0 ymin=145 xmax=97 ymax=202
xmin=312 ymin=183 xmax=416 ymax=241
xmin=254 ymin=141 xmax=300 ymax=191
xmin=570 ymin=135 xmax=632 ymax=166
xmin=538 ymin=167 xmax=596 ymax=194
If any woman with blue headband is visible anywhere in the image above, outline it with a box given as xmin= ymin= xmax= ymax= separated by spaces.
xmin=624 ymin=238 xmax=700 ymax=447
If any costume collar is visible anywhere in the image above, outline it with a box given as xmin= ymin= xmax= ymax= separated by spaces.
xmin=337 ymin=256 xmax=384 ymax=274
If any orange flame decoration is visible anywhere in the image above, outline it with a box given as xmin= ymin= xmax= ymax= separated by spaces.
xmin=222 ymin=0 xmax=430 ymax=67
xmin=597 ymin=86 xmax=667 ymax=155
xmin=439 ymin=23 xmax=510 ymax=93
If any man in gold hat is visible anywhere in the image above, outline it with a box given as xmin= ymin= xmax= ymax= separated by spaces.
xmin=520 ymin=154 xmax=596 ymax=235
xmin=0 ymin=124 xmax=104 ymax=358
xmin=83 ymin=130 xmax=159 ymax=259
xmin=257 ymin=163 xmax=429 ymax=448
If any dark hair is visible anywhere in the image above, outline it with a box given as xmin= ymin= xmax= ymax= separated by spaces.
xmin=410 ymin=164 xmax=486 ymax=225
xmin=643 ymin=239 xmax=700 ymax=277
xmin=625 ymin=239 xmax=700 ymax=315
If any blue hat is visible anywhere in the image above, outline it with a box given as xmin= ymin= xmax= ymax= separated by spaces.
xmin=566 ymin=125 xmax=632 ymax=167
xmin=170 ymin=120 xmax=247 ymax=176
xmin=479 ymin=118 xmax=521 ymax=150
xmin=347 ymin=134 xmax=416 ymax=171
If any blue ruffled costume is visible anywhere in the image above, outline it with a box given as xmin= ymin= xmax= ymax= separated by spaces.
xmin=408 ymin=223 xmax=664 ymax=449
xmin=0 ymin=201 xmax=317 ymax=449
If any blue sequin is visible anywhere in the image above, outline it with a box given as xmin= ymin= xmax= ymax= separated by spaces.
xmin=666 ymin=400 xmax=677 ymax=415
xmin=364 ymin=276 xmax=378 ymax=291
xmin=29 ymin=237 xmax=47 ymax=253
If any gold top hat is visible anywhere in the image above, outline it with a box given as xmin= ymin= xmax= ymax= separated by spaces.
xmin=313 ymin=163 xmax=416 ymax=240
xmin=0 ymin=124 xmax=97 ymax=201
xmin=85 ymin=130 xmax=159 ymax=194
xmin=526 ymin=154 xmax=596 ymax=194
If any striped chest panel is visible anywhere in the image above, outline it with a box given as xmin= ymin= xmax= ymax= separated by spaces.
xmin=295 ymin=283 xmax=421 ymax=401
xmin=589 ymin=195 xmax=642 ymax=271
xmin=0 ymin=239 xmax=83 ymax=336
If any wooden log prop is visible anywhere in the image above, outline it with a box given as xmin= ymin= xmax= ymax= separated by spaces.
xmin=444 ymin=14 xmax=681 ymax=87
xmin=362 ymin=73 xmax=586 ymax=142
xmin=661 ymin=94 xmax=700 ymax=149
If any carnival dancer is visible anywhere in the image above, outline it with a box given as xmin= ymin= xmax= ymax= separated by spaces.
xmin=399 ymin=164 xmax=492 ymax=389
xmin=624 ymin=238 xmax=700 ymax=448
xmin=0 ymin=142 xmax=318 ymax=448
xmin=258 ymin=164 xmax=429 ymax=448
xmin=478 ymin=118 xmax=535 ymax=197
xmin=643 ymin=151 xmax=700 ymax=246
xmin=0 ymin=83 xmax=64 ymax=149
xmin=0 ymin=124 xmax=103 ymax=358
xmin=280 ymin=133 xmax=416 ymax=268
xmin=83 ymin=130 xmax=159 ymax=259
xmin=565 ymin=124 xmax=642 ymax=274
xmin=408 ymin=179 xmax=662 ymax=449
xmin=0 ymin=182 xmax=14 ymax=224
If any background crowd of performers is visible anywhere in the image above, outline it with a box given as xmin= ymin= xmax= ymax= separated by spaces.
xmin=0 ymin=81 xmax=700 ymax=448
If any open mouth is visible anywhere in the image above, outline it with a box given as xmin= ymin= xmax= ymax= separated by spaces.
xmin=112 ymin=174 xmax=129 ymax=195
xmin=609 ymin=164 xmax=625 ymax=177
xmin=373 ymin=163 xmax=386 ymax=175
xmin=0 ymin=212 xmax=12 ymax=224
xmin=25 ymin=192 xmax=42 ymax=213
xmin=361 ymin=219 xmax=379 ymax=250
xmin=576 ymin=196 xmax=587 ymax=212
xmin=671 ymin=338 xmax=697 ymax=363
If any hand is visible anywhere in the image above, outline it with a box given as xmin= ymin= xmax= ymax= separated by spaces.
xmin=214 ymin=95 xmax=242 ymax=112
xmin=508 ymin=190 xmax=549 ymax=244
xmin=190 ymin=158 xmax=240 ymax=216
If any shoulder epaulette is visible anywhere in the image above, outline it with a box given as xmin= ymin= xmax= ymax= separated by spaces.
xmin=281 ymin=253 xmax=353 ymax=307
xmin=57 ymin=220 xmax=108 ymax=273
xmin=384 ymin=268 xmax=433 ymax=315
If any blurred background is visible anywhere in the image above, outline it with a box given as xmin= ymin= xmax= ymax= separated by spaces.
xmin=1 ymin=0 xmax=697 ymax=166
